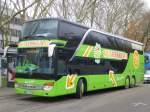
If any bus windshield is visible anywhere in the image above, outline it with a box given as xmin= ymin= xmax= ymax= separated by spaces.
xmin=22 ymin=19 xmax=58 ymax=38
xmin=17 ymin=48 xmax=54 ymax=74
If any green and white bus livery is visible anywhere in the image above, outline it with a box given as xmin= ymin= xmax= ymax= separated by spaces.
xmin=15 ymin=18 xmax=144 ymax=98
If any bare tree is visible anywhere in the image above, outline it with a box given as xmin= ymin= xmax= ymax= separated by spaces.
xmin=123 ymin=11 xmax=150 ymax=51
xmin=0 ymin=0 xmax=55 ymax=48
xmin=93 ymin=0 xmax=145 ymax=35
xmin=51 ymin=0 xmax=99 ymax=25
xmin=0 ymin=0 xmax=147 ymax=48
xmin=0 ymin=0 xmax=41 ymax=29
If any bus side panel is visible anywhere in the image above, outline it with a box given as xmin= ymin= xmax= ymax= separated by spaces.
xmin=134 ymin=53 xmax=144 ymax=83
xmin=54 ymin=76 xmax=77 ymax=96
xmin=124 ymin=52 xmax=144 ymax=85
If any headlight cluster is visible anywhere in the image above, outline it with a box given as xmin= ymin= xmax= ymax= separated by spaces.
xmin=43 ymin=82 xmax=54 ymax=91
xmin=14 ymin=82 xmax=54 ymax=91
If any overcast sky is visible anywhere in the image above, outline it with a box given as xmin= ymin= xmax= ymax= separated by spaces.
xmin=143 ymin=0 xmax=150 ymax=9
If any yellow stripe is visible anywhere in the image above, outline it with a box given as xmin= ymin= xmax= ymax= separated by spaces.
xmin=109 ymin=71 xmax=117 ymax=87
xmin=85 ymin=46 xmax=93 ymax=57
xmin=111 ymin=78 xmax=117 ymax=87
xmin=83 ymin=46 xmax=91 ymax=57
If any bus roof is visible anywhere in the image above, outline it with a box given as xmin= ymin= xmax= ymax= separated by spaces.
xmin=89 ymin=29 xmax=143 ymax=46
xmin=25 ymin=18 xmax=89 ymax=30
xmin=25 ymin=18 xmax=143 ymax=46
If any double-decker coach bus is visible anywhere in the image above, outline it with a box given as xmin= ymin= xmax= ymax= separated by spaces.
xmin=15 ymin=18 xmax=144 ymax=98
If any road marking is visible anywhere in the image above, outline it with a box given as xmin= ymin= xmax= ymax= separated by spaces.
xmin=132 ymin=102 xmax=147 ymax=107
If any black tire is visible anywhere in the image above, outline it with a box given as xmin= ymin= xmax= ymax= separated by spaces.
xmin=76 ymin=79 xmax=84 ymax=99
xmin=131 ymin=77 xmax=136 ymax=87
xmin=125 ymin=77 xmax=130 ymax=89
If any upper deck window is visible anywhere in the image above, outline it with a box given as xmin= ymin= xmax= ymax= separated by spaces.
xmin=22 ymin=19 xmax=58 ymax=39
xmin=59 ymin=21 xmax=88 ymax=41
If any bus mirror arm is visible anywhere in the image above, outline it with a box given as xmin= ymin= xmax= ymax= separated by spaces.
xmin=48 ymin=44 xmax=56 ymax=57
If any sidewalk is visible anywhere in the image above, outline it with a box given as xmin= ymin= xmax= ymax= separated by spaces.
xmin=0 ymin=87 xmax=15 ymax=97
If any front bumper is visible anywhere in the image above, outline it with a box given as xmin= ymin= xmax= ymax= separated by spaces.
xmin=15 ymin=87 xmax=56 ymax=97
xmin=144 ymin=77 xmax=150 ymax=83
xmin=15 ymin=78 xmax=56 ymax=97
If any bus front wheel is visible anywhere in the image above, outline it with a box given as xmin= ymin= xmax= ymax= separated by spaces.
xmin=76 ymin=79 xmax=84 ymax=99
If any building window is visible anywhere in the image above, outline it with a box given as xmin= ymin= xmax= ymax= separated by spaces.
xmin=11 ymin=17 xmax=22 ymax=25
xmin=10 ymin=29 xmax=21 ymax=37
xmin=0 ymin=40 xmax=3 ymax=47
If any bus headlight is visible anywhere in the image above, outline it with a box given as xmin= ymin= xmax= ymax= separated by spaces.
xmin=43 ymin=82 xmax=54 ymax=91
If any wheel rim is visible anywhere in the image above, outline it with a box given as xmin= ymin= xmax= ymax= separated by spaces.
xmin=125 ymin=79 xmax=129 ymax=88
xmin=80 ymin=83 xmax=84 ymax=96
xmin=132 ymin=78 xmax=136 ymax=86
xmin=81 ymin=83 xmax=84 ymax=94
xmin=82 ymin=83 xmax=84 ymax=94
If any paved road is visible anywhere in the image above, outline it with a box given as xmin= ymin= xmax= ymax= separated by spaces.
xmin=0 ymin=84 xmax=150 ymax=112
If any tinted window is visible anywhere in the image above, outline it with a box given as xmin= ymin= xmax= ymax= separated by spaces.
xmin=114 ymin=38 xmax=126 ymax=51
xmin=57 ymin=59 xmax=67 ymax=75
xmin=17 ymin=48 xmax=55 ymax=74
xmin=116 ymin=39 xmax=124 ymax=50
xmin=59 ymin=21 xmax=88 ymax=40
xmin=22 ymin=20 xmax=58 ymax=38
xmin=84 ymin=31 xmax=133 ymax=52
xmin=69 ymin=57 xmax=127 ymax=74
xmin=69 ymin=58 xmax=107 ymax=74
xmin=109 ymin=60 xmax=127 ymax=73
xmin=107 ymin=36 xmax=117 ymax=49
xmin=84 ymin=31 xmax=111 ymax=48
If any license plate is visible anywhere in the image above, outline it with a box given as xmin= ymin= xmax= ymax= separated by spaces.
xmin=25 ymin=90 xmax=32 ymax=95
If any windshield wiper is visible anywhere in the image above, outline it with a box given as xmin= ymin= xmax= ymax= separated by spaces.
xmin=21 ymin=23 xmax=40 ymax=40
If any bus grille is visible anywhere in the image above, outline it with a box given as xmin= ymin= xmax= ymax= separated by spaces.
xmin=17 ymin=83 xmax=43 ymax=90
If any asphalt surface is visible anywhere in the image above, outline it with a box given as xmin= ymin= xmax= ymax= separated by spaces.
xmin=0 ymin=84 xmax=150 ymax=112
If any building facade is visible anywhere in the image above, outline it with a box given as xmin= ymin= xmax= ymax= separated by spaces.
xmin=0 ymin=12 xmax=22 ymax=87
xmin=0 ymin=16 xmax=22 ymax=50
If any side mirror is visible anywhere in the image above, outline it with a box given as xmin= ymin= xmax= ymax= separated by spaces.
xmin=48 ymin=44 xmax=56 ymax=57
xmin=8 ymin=43 xmax=18 ymax=47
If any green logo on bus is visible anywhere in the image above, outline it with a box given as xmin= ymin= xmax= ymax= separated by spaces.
xmin=94 ymin=43 xmax=101 ymax=64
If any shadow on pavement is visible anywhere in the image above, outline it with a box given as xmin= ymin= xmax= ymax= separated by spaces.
xmin=19 ymin=85 xmax=141 ymax=103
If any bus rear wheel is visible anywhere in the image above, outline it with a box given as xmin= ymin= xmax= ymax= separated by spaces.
xmin=125 ymin=77 xmax=130 ymax=89
xmin=76 ymin=79 xmax=84 ymax=99
xmin=131 ymin=76 xmax=136 ymax=88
